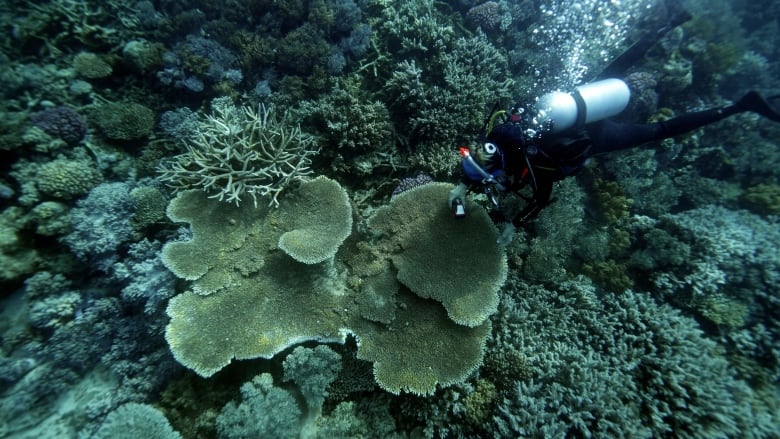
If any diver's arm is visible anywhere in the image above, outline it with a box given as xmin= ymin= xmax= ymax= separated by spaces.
xmin=511 ymin=177 xmax=554 ymax=228
xmin=496 ymin=178 xmax=553 ymax=245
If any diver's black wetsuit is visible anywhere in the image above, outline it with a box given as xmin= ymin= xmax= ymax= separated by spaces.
xmin=484 ymin=93 xmax=773 ymax=227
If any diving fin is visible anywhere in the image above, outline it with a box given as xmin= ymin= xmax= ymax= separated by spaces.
xmin=596 ymin=1 xmax=692 ymax=79
xmin=738 ymin=91 xmax=780 ymax=123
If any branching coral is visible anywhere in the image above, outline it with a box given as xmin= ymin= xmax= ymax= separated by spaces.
xmin=157 ymin=97 xmax=318 ymax=208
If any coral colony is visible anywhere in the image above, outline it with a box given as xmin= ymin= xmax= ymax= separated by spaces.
xmin=1 ymin=0 xmax=779 ymax=437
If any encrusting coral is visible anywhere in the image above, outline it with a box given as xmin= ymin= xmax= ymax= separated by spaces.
xmin=162 ymin=180 xmax=506 ymax=395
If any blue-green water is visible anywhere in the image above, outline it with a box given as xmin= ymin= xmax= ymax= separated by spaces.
xmin=1 ymin=0 xmax=779 ymax=437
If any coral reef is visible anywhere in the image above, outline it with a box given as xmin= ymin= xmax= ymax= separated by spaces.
xmin=72 ymin=52 xmax=112 ymax=79
xmin=216 ymin=373 xmax=301 ymax=439
xmin=61 ymin=182 xmax=135 ymax=271
xmin=368 ymin=183 xmax=506 ymax=327
xmin=484 ymin=277 xmax=776 ymax=437
xmin=35 ymin=156 xmax=103 ymax=200
xmin=276 ymin=176 xmax=353 ymax=264
xmin=741 ymin=183 xmax=780 ymax=216
xmin=1 ymin=0 xmax=779 ymax=436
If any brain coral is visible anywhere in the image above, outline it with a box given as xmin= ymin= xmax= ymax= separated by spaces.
xmin=36 ymin=157 xmax=103 ymax=199
xmin=92 ymin=102 xmax=155 ymax=140
xmin=162 ymin=179 xmax=505 ymax=395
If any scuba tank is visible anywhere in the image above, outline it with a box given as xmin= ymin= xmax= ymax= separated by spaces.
xmin=536 ymin=78 xmax=631 ymax=133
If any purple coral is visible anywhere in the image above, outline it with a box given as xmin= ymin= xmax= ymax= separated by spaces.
xmin=30 ymin=106 xmax=87 ymax=145
xmin=467 ymin=1 xmax=503 ymax=31
xmin=392 ymin=173 xmax=435 ymax=197
xmin=623 ymin=72 xmax=659 ymax=122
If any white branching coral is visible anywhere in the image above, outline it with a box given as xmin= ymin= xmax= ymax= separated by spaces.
xmin=158 ymin=97 xmax=318 ymax=207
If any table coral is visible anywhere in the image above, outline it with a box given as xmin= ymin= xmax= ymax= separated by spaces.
xmin=369 ymin=183 xmax=506 ymax=327
xmin=162 ymin=179 xmax=506 ymax=396
xmin=275 ymin=176 xmax=353 ymax=264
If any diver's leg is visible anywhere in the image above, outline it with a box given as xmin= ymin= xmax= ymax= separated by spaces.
xmin=589 ymin=92 xmax=780 ymax=154
xmin=589 ymin=107 xmax=737 ymax=154
xmin=587 ymin=120 xmax=663 ymax=154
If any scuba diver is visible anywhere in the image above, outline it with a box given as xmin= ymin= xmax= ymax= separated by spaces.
xmin=448 ymin=79 xmax=780 ymax=245
xmin=448 ymin=2 xmax=780 ymax=245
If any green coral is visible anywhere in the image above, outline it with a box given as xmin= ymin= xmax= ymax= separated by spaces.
xmin=582 ymin=259 xmax=634 ymax=293
xmin=698 ymin=294 xmax=748 ymax=329
xmin=741 ymin=183 xmax=780 ymax=216
xmin=130 ymin=186 xmax=168 ymax=229
xmin=162 ymin=179 xmax=503 ymax=395
xmin=122 ymin=40 xmax=164 ymax=72
xmin=462 ymin=379 xmax=498 ymax=426
xmin=36 ymin=156 xmax=103 ymax=199
xmin=92 ymin=102 xmax=155 ymax=140
xmin=298 ymin=76 xmax=393 ymax=153
xmin=29 ymin=201 xmax=71 ymax=236
xmin=276 ymin=176 xmax=353 ymax=264
xmin=276 ymin=23 xmax=331 ymax=75
xmin=353 ymin=290 xmax=492 ymax=395
xmin=589 ymin=175 xmax=632 ymax=225
xmin=72 ymin=51 xmax=112 ymax=78
xmin=368 ymin=183 xmax=506 ymax=327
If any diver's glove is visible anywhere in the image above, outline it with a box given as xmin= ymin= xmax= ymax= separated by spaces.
xmin=448 ymin=183 xmax=468 ymax=218
xmin=497 ymin=223 xmax=517 ymax=246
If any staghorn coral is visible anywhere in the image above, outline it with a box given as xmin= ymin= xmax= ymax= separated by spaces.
xmin=157 ymin=97 xmax=318 ymax=208
xmin=162 ymin=179 xmax=502 ymax=395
